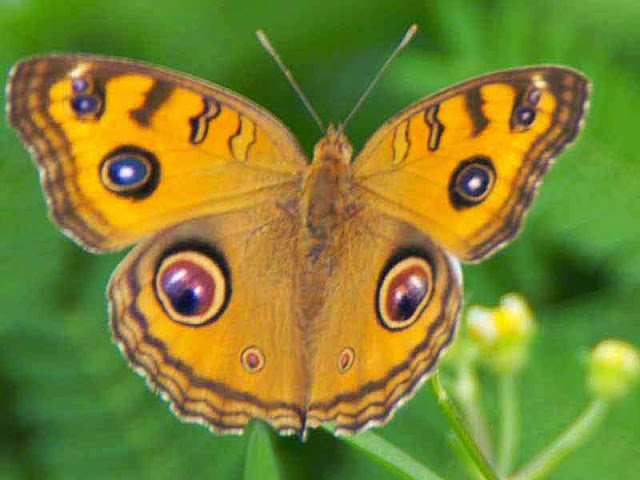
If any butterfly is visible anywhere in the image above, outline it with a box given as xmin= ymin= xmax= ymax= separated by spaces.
xmin=6 ymin=32 xmax=589 ymax=438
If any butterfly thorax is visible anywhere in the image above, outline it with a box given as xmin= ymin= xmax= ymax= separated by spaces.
xmin=311 ymin=124 xmax=353 ymax=165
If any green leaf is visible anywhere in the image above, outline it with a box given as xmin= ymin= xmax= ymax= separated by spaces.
xmin=244 ymin=422 xmax=281 ymax=480
xmin=327 ymin=426 xmax=444 ymax=480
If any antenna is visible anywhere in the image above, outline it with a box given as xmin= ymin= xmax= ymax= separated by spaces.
xmin=342 ymin=24 xmax=418 ymax=129
xmin=256 ymin=30 xmax=326 ymax=133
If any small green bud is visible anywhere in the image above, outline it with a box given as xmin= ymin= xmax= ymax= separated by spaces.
xmin=588 ymin=339 xmax=640 ymax=400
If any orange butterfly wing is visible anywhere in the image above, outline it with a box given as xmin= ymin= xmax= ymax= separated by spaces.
xmin=108 ymin=206 xmax=309 ymax=434
xmin=352 ymin=66 xmax=590 ymax=261
xmin=7 ymin=55 xmax=307 ymax=251
xmin=304 ymin=207 xmax=462 ymax=433
xmin=8 ymin=55 xmax=311 ymax=434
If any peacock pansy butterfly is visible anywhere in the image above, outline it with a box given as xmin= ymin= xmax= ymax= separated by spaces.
xmin=5 ymin=26 xmax=589 ymax=437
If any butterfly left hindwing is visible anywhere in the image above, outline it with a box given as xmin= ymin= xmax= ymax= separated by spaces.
xmin=108 ymin=203 xmax=310 ymax=435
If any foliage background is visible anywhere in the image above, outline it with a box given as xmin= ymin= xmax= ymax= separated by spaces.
xmin=1 ymin=0 xmax=638 ymax=479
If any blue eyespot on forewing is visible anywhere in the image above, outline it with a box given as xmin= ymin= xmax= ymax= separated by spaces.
xmin=99 ymin=146 xmax=160 ymax=199
xmin=449 ymin=156 xmax=496 ymax=209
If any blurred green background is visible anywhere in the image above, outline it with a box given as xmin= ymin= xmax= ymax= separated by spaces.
xmin=1 ymin=0 xmax=639 ymax=479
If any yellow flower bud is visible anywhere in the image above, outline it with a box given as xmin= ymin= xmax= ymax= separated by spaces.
xmin=466 ymin=294 xmax=535 ymax=374
xmin=588 ymin=339 xmax=640 ymax=400
xmin=499 ymin=293 xmax=534 ymax=335
xmin=467 ymin=306 xmax=498 ymax=345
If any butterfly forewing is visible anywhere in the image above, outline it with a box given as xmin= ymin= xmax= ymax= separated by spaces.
xmin=353 ymin=66 xmax=590 ymax=261
xmin=7 ymin=55 xmax=308 ymax=252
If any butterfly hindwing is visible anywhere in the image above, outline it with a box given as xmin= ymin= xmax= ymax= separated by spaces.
xmin=108 ymin=198 xmax=462 ymax=436
xmin=304 ymin=207 xmax=462 ymax=434
xmin=108 ymin=201 xmax=309 ymax=435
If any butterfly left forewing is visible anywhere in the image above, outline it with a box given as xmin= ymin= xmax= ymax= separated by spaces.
xmin=7 ymin=55 xmax=307 ymax=252
xmin=353 ymin=66 xmax=590 ymax=262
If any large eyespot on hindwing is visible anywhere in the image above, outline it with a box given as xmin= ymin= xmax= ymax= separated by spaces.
xmin=449 ymin=155 xmax=496 ymax=209
xmin=154 ymin=246 xmax=231 ymax=326
xmin=99 ymin=145 xmax=160 ymax=199
xmin=377 ymin=253 xmax=435 ymax=331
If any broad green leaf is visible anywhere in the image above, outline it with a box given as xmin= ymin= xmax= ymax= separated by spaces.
xmin=244 ymin=422 xmax=281 ymax=480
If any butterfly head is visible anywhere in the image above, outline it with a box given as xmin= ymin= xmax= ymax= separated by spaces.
xmin=312 ymin=123 xmax=353 ymax=165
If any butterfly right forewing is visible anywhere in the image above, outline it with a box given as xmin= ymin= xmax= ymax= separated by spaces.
xmin=352 ymin=66 xmax=590 ymax=262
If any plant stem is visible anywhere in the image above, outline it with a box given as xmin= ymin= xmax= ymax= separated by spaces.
xmin=432 ymin=373 xmax=501 ymax=480
xmin=511 ymin=399 xmax=609 ymax=480
xmin=455 ymin=366 xmax=494 ymax=464
xmin=497 ymin=373 xmax=517 ymax=477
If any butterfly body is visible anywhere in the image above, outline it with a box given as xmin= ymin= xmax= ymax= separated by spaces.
xmin=6 ymin=54 xmax=589 ymax=437
xmin=301 ymin=125 xmax=352 ymax=253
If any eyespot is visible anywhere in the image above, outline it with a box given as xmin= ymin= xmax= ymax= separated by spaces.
xmin=449 ymin=156 xmax=496 ymax=209
xmin=338 ymin=347 xmax=355 ymax=373
xmin=377 ymin=256 xmax=434 ymax=331
xmin=72 ymin=77 xmax=90 ymax=93
xmin=69 ymin=73 xmax=103 ymax=118
xmin=241 ymin=346 xmax=265 ymax=373
xmin=71 ymin=95 xmax=100 ymax=115
xmin=100 ymin=146 xmax=160 ymax=199
xmin=106 ymin=156 xmax=150 ymax=187
xmin=515 ymin=107 xmax=536 ymax=127
xmin=457 ymin=164 xmax=491 ymax=197
xmin=155 ymin=250 xmax=228 ymax=326
xmin=511 ymin=84 xmax=541 ymax=131
xmin=527 ymin=88 xmax=541 ymax=105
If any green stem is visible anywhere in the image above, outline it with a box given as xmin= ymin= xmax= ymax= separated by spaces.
xmin=327 ymin=426 xmax=444 ymax=480
xmin=511 ymin=399 xmax=609 ymax=480
xmin=432 ymin=373 xmax=501 ymax=480
xmin=497 ymin=373 xmax=517 ymax=477
xmin=446 ymin=431 xmax=489 ymax=480
xmin=455 ymin=366 xmax=494 ymax=464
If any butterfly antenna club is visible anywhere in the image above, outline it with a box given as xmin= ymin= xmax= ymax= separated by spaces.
xmin=257 ymin=29 xmax=326 ymax=133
